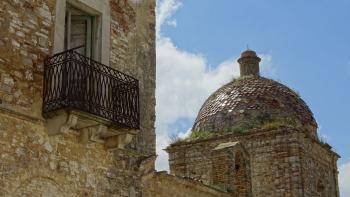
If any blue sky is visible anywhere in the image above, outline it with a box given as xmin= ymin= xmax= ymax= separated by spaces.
xmin=155 ymin=0 xmax=350 ymax=195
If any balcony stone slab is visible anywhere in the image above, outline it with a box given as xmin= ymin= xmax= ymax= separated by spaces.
xmin=46 ymin=109 xmax=139 ymax=149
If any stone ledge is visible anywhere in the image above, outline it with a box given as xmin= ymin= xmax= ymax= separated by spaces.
xmin=46 ymin=109 xmax=139 ymax=149
xmin=0 ymin=105 xmax=45 ymax=124
xmin=143 ymin=171 xmax=233 ymax=197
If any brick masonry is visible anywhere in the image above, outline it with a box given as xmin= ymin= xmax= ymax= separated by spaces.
xmin=166 ymin=127 xmax=339 ymax=196
xmin=142 ymin=172 xmax=232 ymax=197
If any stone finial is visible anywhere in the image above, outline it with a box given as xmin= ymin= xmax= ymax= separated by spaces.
xmin=237 ymin=49 xmax=261 ymax=77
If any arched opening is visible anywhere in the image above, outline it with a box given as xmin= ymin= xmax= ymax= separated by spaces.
xmin=233 ymin=151 xmax=251 ymax=195
xmin=317 ymin=179 xmax=326 ymax=196
xmin=212 ymin=151 xmax=234 ymax=192
xmin=211 ymin=142 xmax=252 ymax=195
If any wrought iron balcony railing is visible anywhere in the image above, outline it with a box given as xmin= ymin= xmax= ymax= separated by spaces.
xmin=42 ymin=47 xmax=140 ymax=129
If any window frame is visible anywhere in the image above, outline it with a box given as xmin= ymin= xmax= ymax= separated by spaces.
xmin=53 ymin=0 xmax=110 ymax=65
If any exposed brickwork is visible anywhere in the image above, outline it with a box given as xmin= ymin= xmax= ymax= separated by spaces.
xmin=299 ymin=134 xmax=339 ymax=196
xmin=167 ymin=127 xmax=339 ymax=196
xmin=143 ymin=172 xmax=232 ymax=197
xmin=233 ymin=151 xmax=251 ymax=195
xmin=212 ymin=150 xmax=234 ymax=188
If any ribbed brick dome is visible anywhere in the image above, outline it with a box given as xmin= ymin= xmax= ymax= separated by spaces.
xmin=192 ymin=50 xmax=317 ymax=134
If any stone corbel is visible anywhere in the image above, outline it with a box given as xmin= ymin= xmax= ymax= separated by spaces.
xmin=80 ymin=125 xmax=136 ymax=149
xmin=46 ymin=112 xmax=78 ymax=135
xmin=104 ymin=132 xmax=135 ymax=149
xmin=80 ymin=124 xmax=107 ymax=144
xmin=46 ymin=110 xmax=136 ymax=149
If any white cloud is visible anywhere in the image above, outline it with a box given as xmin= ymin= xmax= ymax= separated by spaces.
xmin=156 ymin=37 xmax=238 ymax=128
xmin=155 ymin=0 xmax=275 ymax=171
xmin=166 ymin=19 xmax=177 ymax=27
xmin=260 ymin=54 xmax=276 ymax=77
xmin=156 ymin=0 xmax=182 ymax=36
xmin=339 ymin=160 xmax=350 ymax=197
xmin=178 ymin=128 xmax=191 ymax=139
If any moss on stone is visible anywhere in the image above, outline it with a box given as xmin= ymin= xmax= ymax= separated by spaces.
xmin=170 ymin=130 xmax=215 ymax=144
xmin=171 ymin=113 xmax=304 ymax=144
xmin=188 ymin=130 xmax=214 ymax=141
xmin=225 ymin=113 xmax=302 ymax=133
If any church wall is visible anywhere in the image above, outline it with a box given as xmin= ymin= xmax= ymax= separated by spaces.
xmin=142 ymin=172 xmax=232 ymax=197
xmin=168 ymin=139 xmax=215 ymax=185
xmin=246 ymin=129 xmax=303 ymax=196
xmin=0 ymin=0 xmax=156 ymax=196
xmin=298 ymin=134 xmax=339 ymax=197
xmin=168 ymin=128 xmax=321 ymax=196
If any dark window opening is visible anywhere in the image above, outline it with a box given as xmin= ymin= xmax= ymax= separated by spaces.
xmin=64 ymin=4 xmax=97 ymax=59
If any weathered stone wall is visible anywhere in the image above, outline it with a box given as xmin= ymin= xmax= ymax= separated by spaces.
xmin=109 ymin=0 xmax=156 ymax=156
xmin=0 ymin=0 xmax=55 ymax=118
xmin=0 ymin=0 xmax=156 ymax=196
xmin=247 ymin=129 xmax=302 ymax=196
xmin=299 ymin=134 xmax=339 ymax=196
xmin=167 ymin=127 xmax=339 ymax=197
xmin=142 ymin=172 xmax=232 ymax=197
xmin=0 ymin=111 xmax=147 ymax=196
xmin=211 ymin=148 xmax=234 ymax=189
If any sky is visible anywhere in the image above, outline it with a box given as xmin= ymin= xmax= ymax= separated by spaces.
xmin=155 ymin=0 xmax=350 ymax=195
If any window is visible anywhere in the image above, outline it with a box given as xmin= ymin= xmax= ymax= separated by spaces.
xmin=53 ymin=0 xmax=110 ymax=65
xmin=64 ymin=5 xmax=97 ymax=59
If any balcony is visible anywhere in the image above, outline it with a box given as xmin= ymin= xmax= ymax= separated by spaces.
xmin=42 ymin=47 xmax=139 ymax=148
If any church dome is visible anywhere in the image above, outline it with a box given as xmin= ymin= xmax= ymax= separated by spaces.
xmin=192 ymin=50 xmax=317 ymax=134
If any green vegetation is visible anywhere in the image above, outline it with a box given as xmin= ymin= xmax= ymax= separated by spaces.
xmin=226 ymin=113 xmax=302 ymax=134
xmin=170 ymin=114 xmax=303 ymax=144
xmin=188 ymin=130 xmax=214 ymax=141
xmin=169 ymin=130 xmax=215 ymax=145
xmin=169 ymin=133 xmax=183 ymax=144
xmin=318 ymin=135 xmax=332 ymax=148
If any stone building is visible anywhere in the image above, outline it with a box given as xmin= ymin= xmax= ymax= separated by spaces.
xmin=0 ymin=0 xmax=157 ymax=196
xmin=166 ymin=50 xmax=340 ymax=196
xmin=0 ymin=0 xmax=340 ymax=196
xmin=0 ymin=0 xmax=240 ymax=196
xmin=0 ymin=0 xmax=231 ymax=196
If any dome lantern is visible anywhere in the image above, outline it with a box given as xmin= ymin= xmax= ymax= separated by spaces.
xmin=237 ymin=49 xmax=261 ymax=77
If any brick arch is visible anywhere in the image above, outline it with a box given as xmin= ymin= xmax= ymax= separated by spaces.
xmin=233 ymin=150 xmax=251 ymax=195
xmin=211 ymin=142 xmax=252 ymax=195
